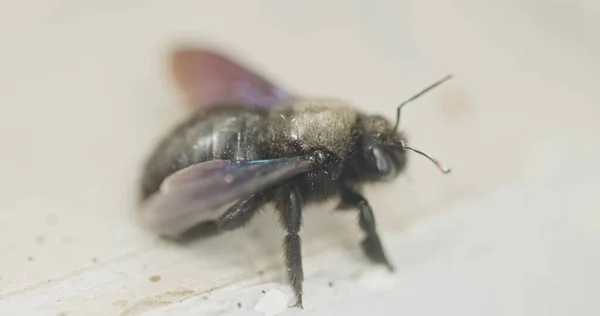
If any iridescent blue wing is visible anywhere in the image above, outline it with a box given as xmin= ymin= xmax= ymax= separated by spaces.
xmin=172 ymin=48 xmax=294 ymax=109
xmin=139 ymin=156 xmax=316 ymax=237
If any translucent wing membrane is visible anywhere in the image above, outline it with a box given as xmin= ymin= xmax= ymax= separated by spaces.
xmin=172 ymin=48 xmax=294 ymax=109
xmin=140 ymin=156 xmax=317 ymax=237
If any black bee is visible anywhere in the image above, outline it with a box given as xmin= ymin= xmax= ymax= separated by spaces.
xmin=139 ymin=48 xmax=452 ymax=308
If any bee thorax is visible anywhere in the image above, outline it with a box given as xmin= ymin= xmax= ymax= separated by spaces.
xmin=269 ymin=98 xmax=358 ymax=157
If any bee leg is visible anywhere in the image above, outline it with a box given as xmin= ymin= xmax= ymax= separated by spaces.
xmin=175 ymin=194 xmax=265 ymax=242
xmin=216 ymin=193 xmax=266 ymax=231
xmin=275 ymin=185 xmax=304 ymax=309
xmin=177 ymin=221 xmax=220 ymax=242
xmin=339 ymin=187 xmax=394 ymax=271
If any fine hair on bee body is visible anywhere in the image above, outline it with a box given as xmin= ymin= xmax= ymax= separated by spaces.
xmin=139 ymin=48 xmax=452 ymax=309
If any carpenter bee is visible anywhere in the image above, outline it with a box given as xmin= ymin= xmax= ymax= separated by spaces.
xmin=139 ymin=48 xmax=452 ymax=308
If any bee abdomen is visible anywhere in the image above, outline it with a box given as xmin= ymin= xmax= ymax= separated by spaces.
xmin=140 ymin=107 xmax=267 ymax=200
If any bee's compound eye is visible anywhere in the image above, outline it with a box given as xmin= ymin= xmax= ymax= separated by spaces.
xmin=312 ymin=150 xmax=327 ymax=166
xmin=370 ymin=146 xmax=396 ymax=178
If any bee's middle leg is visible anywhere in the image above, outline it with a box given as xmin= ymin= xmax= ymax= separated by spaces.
xmin=275 ymin=185 xmax=305 ymax=309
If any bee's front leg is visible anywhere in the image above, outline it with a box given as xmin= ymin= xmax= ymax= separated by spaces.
xmin=338 ymin=186 xmax=394 ymax=271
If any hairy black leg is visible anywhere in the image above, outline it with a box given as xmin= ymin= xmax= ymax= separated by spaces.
xmin=275 ymin=185 xmax=304 ymax=308
xmin=217 ymin=193 xmax=266 ymax=231
xmin=339 ymin=187 xmax=394 ymax=271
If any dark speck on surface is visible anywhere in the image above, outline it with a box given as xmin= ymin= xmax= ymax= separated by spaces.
xmin=27 ymin=256 xmax=34 ymax=262
xmin=261 ymin=290 xmax=266 ymax=294
xmin=328 ymin=281 xmax=334 ymax=287
xmin=237 ymin=302 xmax=242 ymax=308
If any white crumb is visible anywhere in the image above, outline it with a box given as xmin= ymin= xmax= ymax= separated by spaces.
xmin=254 ymin=289 xmax=288 ymax=316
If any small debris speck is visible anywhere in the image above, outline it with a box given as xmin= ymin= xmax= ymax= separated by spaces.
xmin=328 ymin=281 xmax=334 ymax=287
xmin=237 ymin=302 xmax=242 ymax=308
xmin=261 ymin=290 xmax=266 ymax=294
xmin=35 ymin=235 xmax=45 ymax=244
xmin=27 ymin=256 xmax=34 ymax=262
xmin=91 ymin=257 xmax=98 ymax=264
xmin=149 ymin=275 xmax=161 ymax=282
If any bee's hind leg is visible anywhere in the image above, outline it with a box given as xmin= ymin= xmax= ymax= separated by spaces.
xmin=216 ymin=193 xmax=267 ymax=231
xmin=176 ymin=221 xmax=220 ymax=242
xmin=174 ymin=193 xmax=266 ymax=243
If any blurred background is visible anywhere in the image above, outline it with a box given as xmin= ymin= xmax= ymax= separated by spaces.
xmin=1 ymin=1 xmax=599 ymax=315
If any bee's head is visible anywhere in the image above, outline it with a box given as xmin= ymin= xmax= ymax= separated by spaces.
xmin=352 ymin=75 xmax=453 ymax=182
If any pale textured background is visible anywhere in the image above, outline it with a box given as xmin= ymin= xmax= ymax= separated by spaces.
xmin=1 ymin=1 xmax=599 ymax=315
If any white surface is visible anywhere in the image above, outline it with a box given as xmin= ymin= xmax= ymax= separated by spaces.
xmin=1 ymin=1 xmax=599 ymax=315
xmin=254 ymin=289 xmax=288 ymax=316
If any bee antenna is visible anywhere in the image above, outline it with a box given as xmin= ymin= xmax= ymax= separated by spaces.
xmin=394 ymin=74 xmax=453 ymax=131
xmin=401 ymin=141 xmax=451 ymax=174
